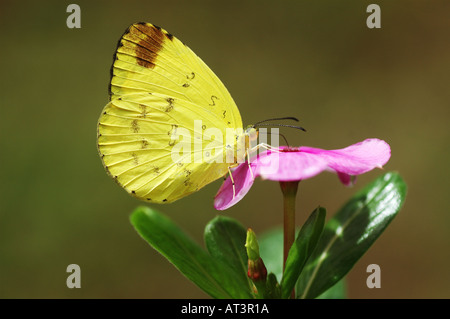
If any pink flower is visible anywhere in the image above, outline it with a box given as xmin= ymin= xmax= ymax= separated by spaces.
xmin=214 ymin=138 xmax=391 ymax=210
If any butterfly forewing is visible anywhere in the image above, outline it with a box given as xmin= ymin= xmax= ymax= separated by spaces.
xmin=98 ymin=23 xmax=244 ymax=203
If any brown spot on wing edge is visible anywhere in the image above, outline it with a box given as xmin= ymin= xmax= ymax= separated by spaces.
xmin=109 ymin=22 xmax=168 ymax=97
xmin=132 ymin=23 xmax=166 ymax=69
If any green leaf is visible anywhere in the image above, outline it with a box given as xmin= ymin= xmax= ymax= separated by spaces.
xmin=258 ymin=227 xmax=284 ymax=283
xmin=316 ymin=278 xmax=346 ymax=299
xmin=265 ymin=273 xmax=282 ymax=299
xmin=130 ymin=207 xmax=252 ymax=299
xmin=258 ymin=227 xmax=346 ymax=299
xmin=204 ymin=216 xmax=253 ymax=296
xmin=281 ymin=206 xmax=326 ymax=299
xmin=297 ymin=172 xmax=407 ymax=299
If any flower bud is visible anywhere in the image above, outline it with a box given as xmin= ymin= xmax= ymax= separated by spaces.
xmin=247 ymin=258 xmax=267 ymax=282
xmin=245 ymin=228 xmax=267 ymax=282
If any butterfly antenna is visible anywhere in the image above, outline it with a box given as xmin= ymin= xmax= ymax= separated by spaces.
xmin=253 ymin=117 xmax=299 ymax=126
xmin=254 ymin=123 xmax=307 ymax=132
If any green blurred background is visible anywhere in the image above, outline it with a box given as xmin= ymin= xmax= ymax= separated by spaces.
xmin=1 ymin=0 xmax=449 ymax=298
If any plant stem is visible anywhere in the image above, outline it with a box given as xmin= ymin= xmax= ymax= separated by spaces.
xmin=280 ymin=181 xmax=299 ymax=299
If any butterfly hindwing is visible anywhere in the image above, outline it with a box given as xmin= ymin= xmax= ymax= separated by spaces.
xmin=98 ymin=92 xmax=233 ymax=202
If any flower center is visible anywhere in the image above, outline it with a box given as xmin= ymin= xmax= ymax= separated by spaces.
xmin=280 ymin=146 xmax=301 ymax=152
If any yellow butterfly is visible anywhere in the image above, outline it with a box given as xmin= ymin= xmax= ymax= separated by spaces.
xmin=97 ymin=22 xmax=256 ymax=203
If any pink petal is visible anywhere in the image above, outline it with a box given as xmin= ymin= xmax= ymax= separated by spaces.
xmin=214 ymin=162 xmax=257 ymax=210
xmin=336 ymin=171 xmax=356 ymax=186
xmin=299 ymin=138 xmax=391 ymax=176
xmin=213 ymin=139 xmax=391 ymax=210
xmin=255 ymin=149 xmax=329 ymax=181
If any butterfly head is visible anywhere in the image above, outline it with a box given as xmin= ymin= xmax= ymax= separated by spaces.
xmin=245 ymin=125 xmax=259 ymax=143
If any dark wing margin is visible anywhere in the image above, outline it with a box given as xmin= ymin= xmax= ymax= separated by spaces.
xmin=108 ymin=22 xmax=174 ymax=99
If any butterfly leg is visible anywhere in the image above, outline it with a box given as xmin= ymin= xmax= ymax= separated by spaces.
xmin=244 ymin=148 xmax=255 ymax=180
xmin=248 ymin=156 xmax=254 ymax=180
xmin=256 ymin=143 xmax=282 ymax=153
xmin=227 ymin=166 xmax=236 ymax=199
xmin=245 ymin=144 xmax=271 ymax=180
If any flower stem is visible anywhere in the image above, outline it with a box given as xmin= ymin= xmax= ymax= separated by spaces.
xmin=280 ymin=181 xmax=299 ymax=299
